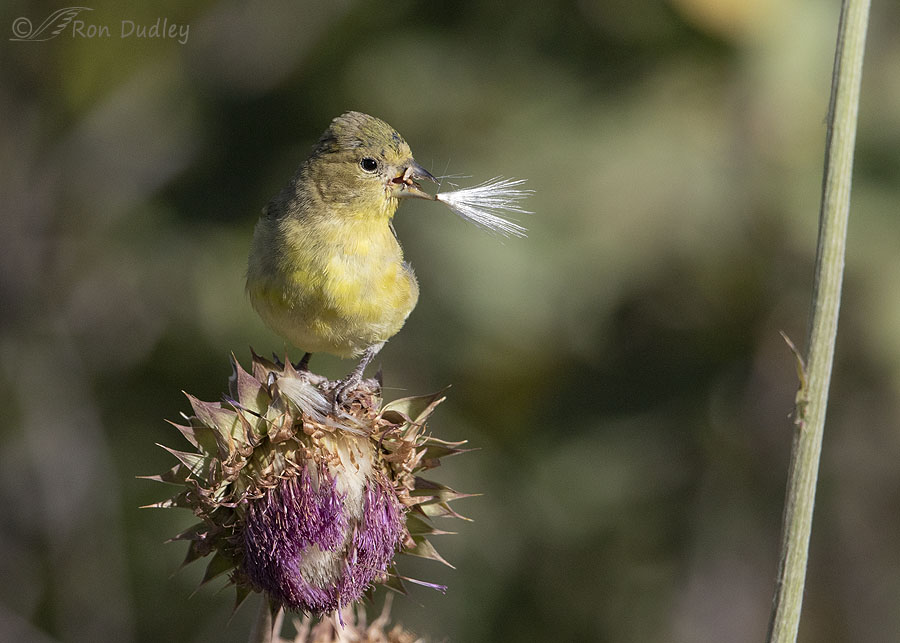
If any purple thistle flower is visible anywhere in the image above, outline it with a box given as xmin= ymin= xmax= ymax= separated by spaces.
xmin=147 ymin=353 xmax=470 ymax=618
xmin=241 ymin=466 xmax=404 ymax=613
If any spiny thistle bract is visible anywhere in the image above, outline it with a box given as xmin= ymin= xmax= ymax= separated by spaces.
xmin=289 ymin=594 xmax=421 ymax=643
xmin=146 ymin=352 xmax=470 ymax=616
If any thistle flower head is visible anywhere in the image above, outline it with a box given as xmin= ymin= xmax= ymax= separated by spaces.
xmin=434 ymin=177 xmax=532 ymax=238
xmin=147 ymin=353 xmax=470 ymax=616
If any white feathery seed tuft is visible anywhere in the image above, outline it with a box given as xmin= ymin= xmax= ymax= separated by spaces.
xmin=434 ymin=177 xmax=532 ymax=238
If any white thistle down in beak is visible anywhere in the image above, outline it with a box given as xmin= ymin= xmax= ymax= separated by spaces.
xmin=435 ymin=177 xmax=532 ymax=238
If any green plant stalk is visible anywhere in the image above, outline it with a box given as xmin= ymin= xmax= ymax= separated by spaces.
xmin=766 ymin=0 xmax=871 ymax=641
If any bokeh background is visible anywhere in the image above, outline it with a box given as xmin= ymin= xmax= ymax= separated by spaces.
xmin=3 ymin=0 xmax=900 ymax=641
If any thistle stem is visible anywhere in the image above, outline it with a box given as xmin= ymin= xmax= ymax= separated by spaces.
xmin=248 ymin=597 xmax=283 ymax=643
xmin=766 ymin=1 xmax=870 ymax=641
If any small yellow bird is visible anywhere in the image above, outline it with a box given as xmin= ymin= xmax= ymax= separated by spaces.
xmin=246 ymin=111 xmax=435 ymax=404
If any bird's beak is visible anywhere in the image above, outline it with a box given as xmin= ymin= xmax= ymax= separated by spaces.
xmin=392 ymin=161 xmax=437 ymax=201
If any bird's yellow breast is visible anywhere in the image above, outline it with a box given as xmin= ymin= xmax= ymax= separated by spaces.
xmin=247 ymin=210 xmax=419 ymax=359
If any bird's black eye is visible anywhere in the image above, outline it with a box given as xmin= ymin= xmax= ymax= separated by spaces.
xmin=360 ymin=157 xmax=378 ymax=173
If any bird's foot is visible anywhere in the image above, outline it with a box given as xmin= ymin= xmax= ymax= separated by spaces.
xmin=331 ymin=373 xmax=381 ymax=417
xmin=331 ymin=374 xmax=362 ymax=414
xmin=330 ymin=343 xmax=384 ymax=415
xmin=331 ymin=374 xmax=382 ymax=415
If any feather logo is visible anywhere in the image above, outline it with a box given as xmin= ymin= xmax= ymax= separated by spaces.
xmin=10 ymin=7 xmax=92 ymax=42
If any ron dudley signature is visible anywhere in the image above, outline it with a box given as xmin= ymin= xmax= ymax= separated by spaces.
xmin=11 ymin=7 xmax=190 ymax=45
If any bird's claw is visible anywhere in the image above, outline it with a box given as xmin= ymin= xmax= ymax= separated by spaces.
xmin=331 ymin=375 xmax=361 ymax=414
xmin=331 ymin=375 xmax=382 ymax=416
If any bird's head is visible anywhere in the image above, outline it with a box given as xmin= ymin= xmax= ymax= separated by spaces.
xmin=306 ymin=111 xmax=436 ymax=218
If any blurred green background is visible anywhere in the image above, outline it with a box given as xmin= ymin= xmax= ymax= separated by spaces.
xmin=3 ymin=0 xmax=900 ymax=641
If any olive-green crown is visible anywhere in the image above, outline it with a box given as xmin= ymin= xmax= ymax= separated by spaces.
xmin=313 ymin=111 xmax=410 ymax=157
